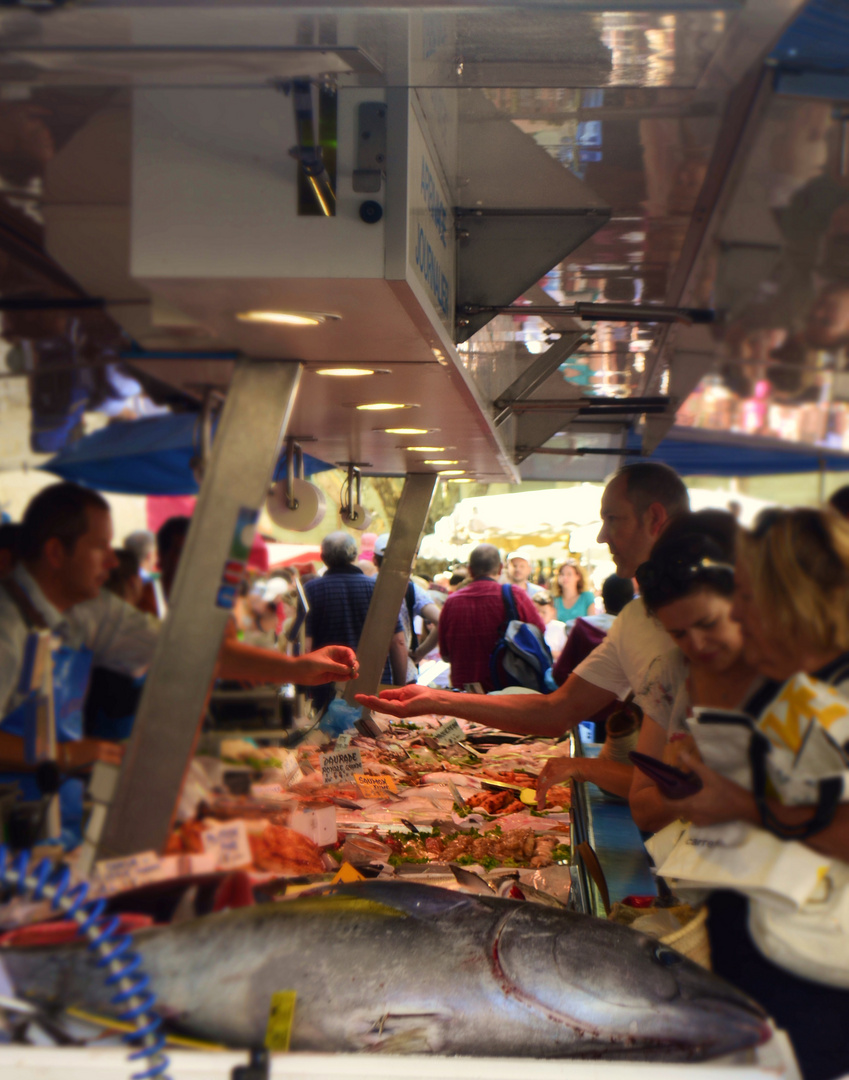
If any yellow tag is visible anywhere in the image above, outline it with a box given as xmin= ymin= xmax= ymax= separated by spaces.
xmin=332 ymin=861 xmax=365 ymax=884
xmin=354 ymin=773 xmax=398 ymax=798
xmin=265 ymin=991 xmax=297 ymax=1051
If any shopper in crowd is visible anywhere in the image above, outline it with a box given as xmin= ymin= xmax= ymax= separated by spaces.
xmin=531 ymin=590 xmax=567 ymax=660
xmin=641 ymin=507 xmax=849 ymax=1080
xmin=357 ymin=462 xmax=689 ymax=736
xmin=551 ymin=559 xmax=596 ymax=622
xmin=538 ymin=511 xmax=746 ymax=804
xmin=503 ymin=548 xmax=544 ymax=597
xmin=604 ymin=511 xmax=757 ymax=819
xmin=0 ymin=486 xmax=359 ymax=842
xmin=124 ymin=528 xmax=156 ymax=578
xmin=828 ymin=483 xmax=849 ymax=519
xmin=437 ymin=543 xmax=545 ymax=692
xmin=103 ymin=547 xmax=144 ymax=608
xmin=372 ymin=533 xmax=441 ymax=683
xmin=304 ymin=530 xmax=406 ymax=710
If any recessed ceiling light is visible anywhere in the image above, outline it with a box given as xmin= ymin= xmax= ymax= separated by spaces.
xmin=448 ymin=477 xmax=474 ymax=483
xmin=315 ymin=368 xmax=375 ymax=377
xmin=236 ymin=310 xmax=338 ymax=327
xmin=424 ymin=459 xmax=460 ymax=465
xmin=381 ymin=427 xmax=433 ymax=435
xmin=354 ymin=402 xmax=414 ymax=412
xmin=437 ymin=469 xmax=465 ymax=476
xmin=405 ymin=446 xmax=446 ymax=452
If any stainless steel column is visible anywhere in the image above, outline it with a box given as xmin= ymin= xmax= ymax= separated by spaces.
xmin=93 ymin=359 xmax=302 ymax=861
xmin=344 ymin=472 xmax=437 ymax=705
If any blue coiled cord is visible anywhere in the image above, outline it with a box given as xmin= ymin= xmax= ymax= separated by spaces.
xmin=0 ymin=844 xmax=170 ymax=1079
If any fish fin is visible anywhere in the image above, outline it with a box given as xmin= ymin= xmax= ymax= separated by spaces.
xmin=321 ymin=880 xmax=492 ymax=920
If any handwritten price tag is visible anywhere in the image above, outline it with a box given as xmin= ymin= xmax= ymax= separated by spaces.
xmin=321 ymin=748 xmax=363 ymax=785
xmin=354 ymin=774 xmax=398 ymax=799
xmin=435 ymin=718 xmax=464 ymax=745
xmin=335 ymin=731 xmax=354 ymax=750
xmin=93 ymin=851 xmax=164 ymax=896
xmin=202 ymin=820 xmax=253 ymax=870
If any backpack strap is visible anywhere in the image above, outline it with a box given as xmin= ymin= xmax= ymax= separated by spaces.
xmin=501 ymin=582 xmax=519 ymax=624
xmin=2 ymin=579 xmax=49 ymax=631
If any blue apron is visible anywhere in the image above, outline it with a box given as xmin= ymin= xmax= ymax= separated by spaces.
xmin=0 ymin=638 xmax=93 ymax=849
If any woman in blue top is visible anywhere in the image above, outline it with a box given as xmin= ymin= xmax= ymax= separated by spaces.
xmin=551 ymin=559 xmax=596 ymax=622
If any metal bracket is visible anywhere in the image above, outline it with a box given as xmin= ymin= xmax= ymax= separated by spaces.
xmin=493 ymin=331 xmax=589 ymax=425
xmin=285 ymin=436 xmax=305 ymax=511
xmin=353 ymin=102 xmax=386 ymax=193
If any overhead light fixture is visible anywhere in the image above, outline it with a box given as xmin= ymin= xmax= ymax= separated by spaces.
xmin=424 ymin=459 xmax=459 ymax=465
xmin=381 ymin=427 xmax=433 ymax=435
xmin=315 ymin=368 xmax=375 ymax=377
xmin=405 ymin=446 xmax=446 ymax=452
xmin=437 ymin=469 xmax=465 ymax=476
xmin=448 ymin=477 xmax=474 ymax=483
xmin=237 ymin=310 xmax=338 ymax=327
xmin=354 ymin=402 xmax=414 ymax=412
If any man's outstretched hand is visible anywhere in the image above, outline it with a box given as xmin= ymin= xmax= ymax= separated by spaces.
xmin=354 ymin=684 xmax=440 ymax=718
xmin=293 ymin=645 xmax=359 ymax=686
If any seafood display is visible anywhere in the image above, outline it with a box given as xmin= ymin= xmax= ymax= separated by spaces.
xmin=1 ymin=882 xmax=769 ymax=1060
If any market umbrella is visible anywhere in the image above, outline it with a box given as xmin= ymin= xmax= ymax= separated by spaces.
xmin=41 ymin=413 xmax=335 ymax=496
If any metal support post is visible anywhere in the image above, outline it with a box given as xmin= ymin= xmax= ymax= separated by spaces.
xmin=344 ymin=473 xmax=437 ymax=707
xmin=90 ymin=359 xmax=302 ymax=864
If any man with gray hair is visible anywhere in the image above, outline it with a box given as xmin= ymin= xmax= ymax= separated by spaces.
xmin=305 ymin=531 xmax=407 ymax=706
xmin=437 ymin=543 xmax=546 ymax=692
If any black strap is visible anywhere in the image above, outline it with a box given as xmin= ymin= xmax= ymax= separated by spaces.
xmin=2 ymin=579 xmax=49 ymax=631
xmin=405 ymin=580 xmax=419 ymax=652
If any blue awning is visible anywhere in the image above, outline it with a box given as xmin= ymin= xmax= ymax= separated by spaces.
xmin=625 ymin=426 xmax=849 ymax=478
xmin=41 ymin=413 xmax=335 ymax=495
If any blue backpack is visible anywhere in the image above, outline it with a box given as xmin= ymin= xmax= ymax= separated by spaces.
xmin=490 ymin=584 xmax=556 ymax=694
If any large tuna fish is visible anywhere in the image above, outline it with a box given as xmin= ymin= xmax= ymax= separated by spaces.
xmin=1 ymin=881 xmax=768 ymax=1059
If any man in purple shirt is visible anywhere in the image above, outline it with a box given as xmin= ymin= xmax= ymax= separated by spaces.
xmin=438 ymin=544 xmax=546 ymax=692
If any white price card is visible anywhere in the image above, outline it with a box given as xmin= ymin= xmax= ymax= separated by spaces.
xmin=202 ymin=820 xmax=253 ymax=870
xmin=289 ymin=804 xmax=337 ymax=847
xmin=321 ymin=748 xmax=363 ymax=784
xmin=435 ymin=718 xmax=464 ymax=745
xmin=93 ymin=851 xmax=165 ymax=896
xmin=335 ymin=731 xmax=354 ymax=750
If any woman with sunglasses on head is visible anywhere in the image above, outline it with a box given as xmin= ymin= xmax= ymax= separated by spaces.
xmin=641 ymin=507 xmax=849 ymax=1080
xmin=551 ymin=559 xmax=597 ymax=623
xmin=628 ymin=510 xmax=760 ymax=833
xmin=537 ymin=511 xmax=750 ymax=808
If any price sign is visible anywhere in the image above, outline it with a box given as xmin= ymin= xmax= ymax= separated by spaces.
xmin=435 ymin=718 xmax=464 ymax=745
xmin=335 ymin=731 xmax=354 ymax=750
xmin=354 ymin=774 xmax=398 ymax=799
xmin=202 ymin=820 xmax=253 ymax=870
xmin=93 ymin=851 xmax=164 ymax=896
xmin=289 ymin=805 xmax=337 ymax=847
xmin=321 ymin=748 xmax=363 ymax=784
xmin=265 ymin=990 xmax=297 ymax=1052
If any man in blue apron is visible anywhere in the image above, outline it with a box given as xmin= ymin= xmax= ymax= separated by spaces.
xmin=0 ymin=484 xmax=157 ymax=847
xmin=0 ymin=484 xmax=358 ymax=848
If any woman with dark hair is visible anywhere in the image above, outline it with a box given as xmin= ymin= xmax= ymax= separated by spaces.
xmin=628 ymin=510 xmax=759 ymax=833
xmin=550 ymin=559 xmax=596 ymax=622
xmin=640 ymin=507 xmax=849 ymax=1080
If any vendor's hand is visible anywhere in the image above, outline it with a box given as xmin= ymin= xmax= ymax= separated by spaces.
xmin=668 ymin=752 xmax=755 ymax=828
xmin=59 ymin=739 xmax=124 ymax=770
xmin=536 ymin=757 xmax=584 ymax=808
xmin=355 ymin=684 xmax=438 ymax=718
xmin=293 ymin=646 xmax=359 ymax=686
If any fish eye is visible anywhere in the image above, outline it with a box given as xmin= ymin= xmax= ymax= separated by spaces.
xmin=653 ymin=945 xmax=684 ymax=967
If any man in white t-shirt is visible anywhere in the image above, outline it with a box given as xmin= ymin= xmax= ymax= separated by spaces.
xmin=356 ymin=462 xmax=689 ymax=736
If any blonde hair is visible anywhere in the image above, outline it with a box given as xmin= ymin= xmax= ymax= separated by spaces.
xmin=551 ymin=559 xmax=586 ymax=598
xmin=737 ymin=507 xmax=849 ymax=655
